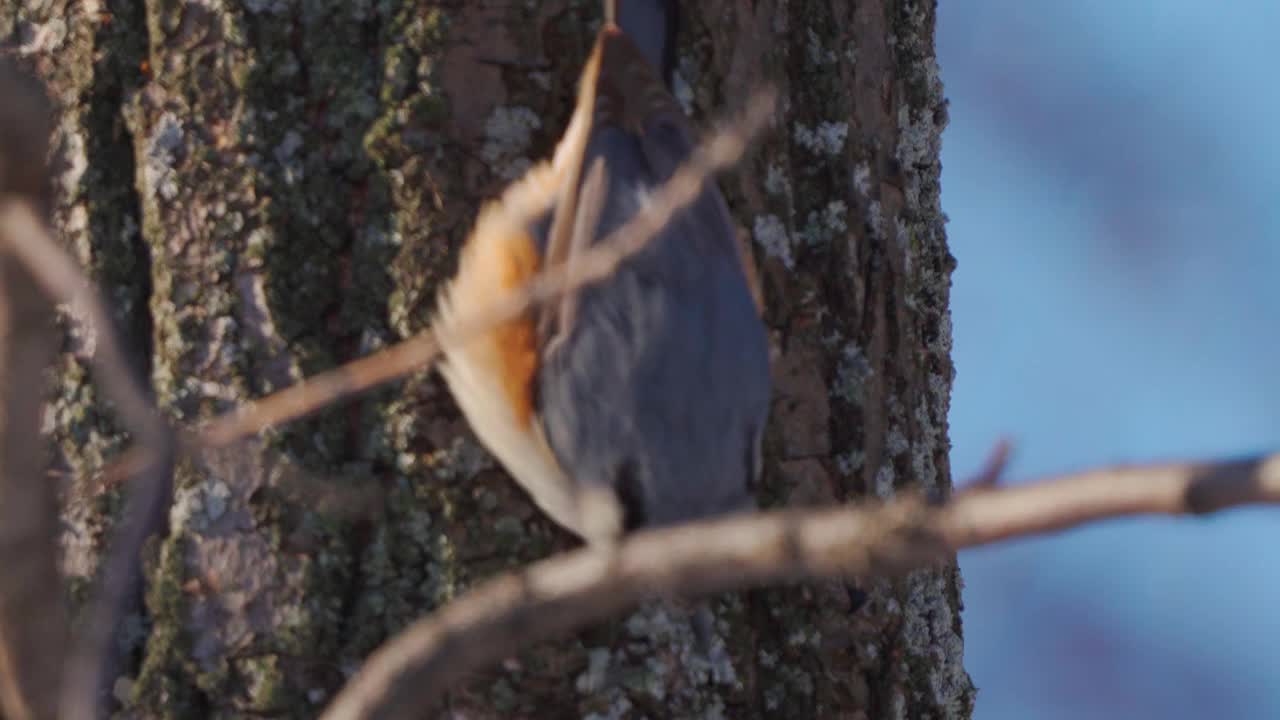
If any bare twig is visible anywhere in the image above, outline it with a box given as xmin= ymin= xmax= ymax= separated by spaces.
xmin=320 ymin=451 xmax=1280 ymax=720
xmin=940 ymin=453 xmax=1280 ymax=544
xmin=957 ymin=437 xmax=1013 ymax=492
xmin=0 ymin=199 xmax=175 ymax=720
xmin=0 ymin=202 xmax=162 ymax=444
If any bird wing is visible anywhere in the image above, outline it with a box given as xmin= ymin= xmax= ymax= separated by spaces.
xmin=434 ymin=158 xmax=594 ymax=538
xmin=533 ymin=24 xmax=770 ymax=529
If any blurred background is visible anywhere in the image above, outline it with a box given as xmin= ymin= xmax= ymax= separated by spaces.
xmin=937 ymin=2 xmax=1280 ymax=718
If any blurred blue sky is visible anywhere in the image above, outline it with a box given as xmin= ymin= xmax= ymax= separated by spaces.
xmin=937 ymin=2 xmax=1280 ymax=718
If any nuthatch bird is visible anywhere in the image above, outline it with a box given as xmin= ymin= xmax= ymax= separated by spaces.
xmin=436 ymin=0 xmax=770 ymax=549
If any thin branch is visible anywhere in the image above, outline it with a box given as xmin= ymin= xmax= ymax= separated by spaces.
xmin=98 ymin=86 xmax=777 ymax=470
xmin=320 ymin=451 xmax=1280 ymax=720
xmin=956 ymin=437 xmax=1012 ymax=492
xmin=0 ymin=200 xmax=175 ymax=720
xmin=940 ymin=453 xmax=1280 ymax=545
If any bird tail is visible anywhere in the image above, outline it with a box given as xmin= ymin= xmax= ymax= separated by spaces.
xmin=542 ymin=1 xmax=688 ymax=268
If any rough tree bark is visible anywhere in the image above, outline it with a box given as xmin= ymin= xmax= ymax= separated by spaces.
xmin=5 ymin=0 xmax=969 ymax=717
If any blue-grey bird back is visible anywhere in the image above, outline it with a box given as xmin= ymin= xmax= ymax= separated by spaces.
xmin=532 ymin=19 xmax=770 ymax=530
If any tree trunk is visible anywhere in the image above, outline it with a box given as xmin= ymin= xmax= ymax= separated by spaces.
xmin=7 ymin=0 xmax=970 ymax=717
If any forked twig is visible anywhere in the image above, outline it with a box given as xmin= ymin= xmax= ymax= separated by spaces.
xmin=0 ymin=200 xmax=175 ymax=720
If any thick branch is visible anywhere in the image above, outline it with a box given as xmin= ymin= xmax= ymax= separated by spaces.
xmin=321 ymin=451 xmax=1280 ymax=720
xmin=0 ymin=221 xmax=66 ymax=720
xmin=0 ymin=60 xmax=65 ymax=720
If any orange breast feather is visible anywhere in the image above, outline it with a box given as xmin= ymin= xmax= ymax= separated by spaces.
xmin=491 ymin=230 xmax=540 ymax=426
xmin=440 ymin=161 xmax=557 ymax=431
